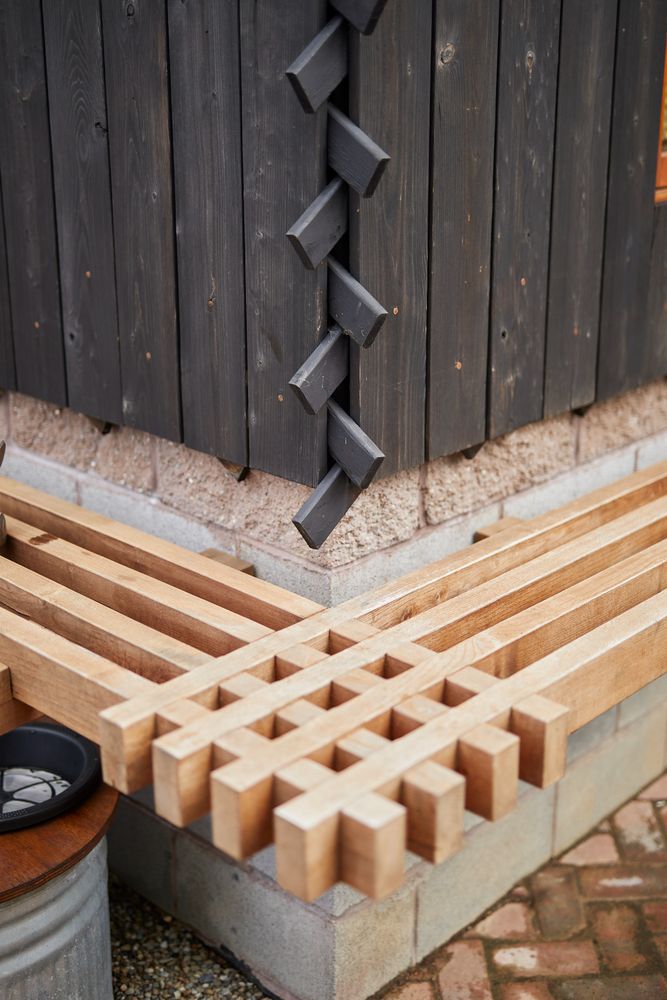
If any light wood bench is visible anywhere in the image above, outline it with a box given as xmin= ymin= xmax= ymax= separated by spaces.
xmin=1 ymin=464 xmax=667 ymax=903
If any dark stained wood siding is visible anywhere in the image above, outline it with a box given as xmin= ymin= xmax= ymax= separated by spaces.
xmin=543 ymin=0 xmax=617 ymax=417
xmin=0 ymin=0 xmax=664 ymax=490
xmin=0 ymin=0 xmax=66 ymax=406
xmin=167 ymin=0 xmax=247 ymax=464
xmin=348 ymin=0 xmax=432 ymax=477
xmin=101 ymin=0 xmax=181 ymax=441
xmin=42 ymin=0 xmax=122 ymax=424
xmin=597 ymin=0 xmax=667 ymax=400
xmin=239 ymin=0 xmax=328 ymax=486
xmin=488 ymin=0 xmax=561 ymax=439
xmin=427 ymin=0 xmax=500 ymax=459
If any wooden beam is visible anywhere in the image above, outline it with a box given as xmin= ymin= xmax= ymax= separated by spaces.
xmin=292 ymin=463 xmax=360 ymax=549
xmin=289 ymin=325 xmax=349 ymax=415
xmin=287 ymin=178 xmax=348 ymax=270
xmin=327 ymin=104 xmax=389 ymax=197
xmin=327 ymin=400 xmax=384 ymax=488
xmin=286 ymin=16 xmax=347 ymax=114
xmin=330 ymin=0 xmax=389 ymax=34
xmin=328 ymin=256 xmax=387 ymax=347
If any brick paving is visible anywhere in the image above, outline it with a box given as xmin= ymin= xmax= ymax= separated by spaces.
xmin=379 ymin=774 xmax=667 ymax=1000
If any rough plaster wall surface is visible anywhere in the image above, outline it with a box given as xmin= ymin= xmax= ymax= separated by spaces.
xmin=1 ymin=378 xmax=667 ymax=603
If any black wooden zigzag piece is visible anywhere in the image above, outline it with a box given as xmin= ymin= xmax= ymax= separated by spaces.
xmin=293 ymin=463 xmax=360 ymax=549
xmin=327 ymin=105 xmax=390 ymax=197
xmin=289 ymin=324 xmax=349 ymax=415
xmin=287 ymin=177 xmax=347 ymax=269
xmin=327 ymin=400 xmax=384 ymax=488
xmin=328 ymin=257 xmax=387 ymax=347
xmin=330 ymin=0 xmax=390 ymax=35
xmin=286 ymin=16 xmax=348 ymax=114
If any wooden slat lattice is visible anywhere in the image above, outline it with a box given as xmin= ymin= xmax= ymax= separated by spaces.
xmin=1 ymin=465 xmax=667 ymax=901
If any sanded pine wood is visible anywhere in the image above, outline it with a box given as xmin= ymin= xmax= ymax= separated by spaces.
xmin=473 ymin=516 xmax=525 ymax=541
xmin=0 ymin=477 xmax=318 ymax=628
xmin=100 ymin=461 xmax=667 ymax=793
xmin=0 ymin=555 xmax=213 ymax=682
xmin=4 ymin=516 xmax=270 ymax=656
xmin=204 ymin=532 xmax=667 ymax=857
xmin=273 ymin=589 xmax=667 ymax=901
xmin=0 ymin=607 xmax=153 ymax=741
xmin=0 ymin=663 xmax=38 ymax=735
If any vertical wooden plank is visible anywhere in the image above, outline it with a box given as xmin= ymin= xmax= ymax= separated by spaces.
xmin=101 ymin=0 xmax=181 ymax=441
xmin=427 ymin=0 xmax=499 ymax=459
xmin=0 ymin=176 xmax=15 ymax=389
xmin=646 ymin=207 xmax=667 ymax=378
xmin=349 ymin=0 xmax=432 ymax=476
xmin=0 ymin=0 xmax=66 ymax=405
xmin=597 ymin=0 xmax=667 ymax=400
xmin=487 ymin=0 xmax=560 ymax=439
xmin=167 ymin=0 xmax=247 ymax=464
xmin=543 ymin=0 xmax=617 ymax=417
xmin=42 ymin=0 xmax=122 ymax=424
xmin=240 ymin=0 xmax=328 ymax=486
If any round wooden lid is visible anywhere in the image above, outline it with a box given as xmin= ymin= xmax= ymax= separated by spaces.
xmin=0 ymin=783 xmax=118 ymax=904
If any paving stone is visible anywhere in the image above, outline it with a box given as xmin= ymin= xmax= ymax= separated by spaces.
xmin=579 ymin=865 xmax=667 ymax=900
xmin=613 ymin=801 xmax=667 ymax=860
xmin=501 ymin=984 xmax=555 ymax=1000
xmin=560 ymin=834 xmax=619 ymax=866
xmin=531 ymin=867 xmax=585 ymax=940
xmin=639 ymin=775 xmax=667 ymax=800
xmin=492 ymin=941 xmax=599 ymax=978
xmin=472 ymin=902 xmax=537 ymax=940
xmin=590 ymin=904 xmax=648 ymax=972
xmin=436 ymin=941 xmax=493 ymax=1000
xmin=642 ymin=901 xmax=667 ymax=933
xmin=551 ymin=975 xmax=667 ymax=1000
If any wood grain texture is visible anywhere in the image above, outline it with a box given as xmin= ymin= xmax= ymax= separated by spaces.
xmin=327 ymin=399 xmax=384 ymax=488
xmin=597 ymin=0 xmax=667 ymax=399
xmin=101 ymin=0 xmax=180 ymax=440
xmin=328 ymin=256 xmax=387 ymax=347
xmin=327 ymin=104 xmax=389 ymax=197
xmin=428 ymin=0 xmax=499 ymax=459
xmin=330 ymin=0 xmax=389 ymax=35
xmin=286 ymin=15 xmax=347 ymax=114
xmin=543 ymin=0 xmax=617 ymax=417
xmin=0 ymin=173 xmax=15 ymax=389
xmin=287 ymin=177 xmax=348 ymax=270
xmin=0 ymin=782 xmax=118 ymax=904
xmin=349 ymin=0 xmax=432 ymax=476
xmin=0 ymin=0 xmax=66 ymax=405
xmin=42 ymin=0 xmax=122 ymax=424
xmin=488 ymin=0 xmax=560 ymax=438
xmin=167 ymin=0 xmax=246 ymax=463
xmin=240 ymin=0 xmax=328 ymax=486
xmin=289 ymin=324 xmax=348 ymax=415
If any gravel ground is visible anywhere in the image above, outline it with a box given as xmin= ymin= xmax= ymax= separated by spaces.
xmin=109 ymin=873 xmax=267 ymax=1000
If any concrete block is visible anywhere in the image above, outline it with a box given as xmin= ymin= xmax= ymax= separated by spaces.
xmin=326 ymin=503 xmax=502 ymax=606
xmin=174 ymin=832 xmax=335 ymax=1000
xmin=79 ymin=479 xmax=236 ymax=554
xmin=502 ymin=450 xmax=636 ymax=521
xmin=235 ymin=539 xmax=332 ymax=605
xmin=567 ymin=708 xmax=617 ymax=763
xmin=636 ymin=428 xmax=667 ymax=470
xmin=578 ymin=379 xmax=667 ymax=464
xmin=553 ymin=706 xmax=667 ymax=855
xmin=2 ymin=447 xmax=80 ymax=504
xmin=423 ymin=416 xmax=576 ymax=525
xmin=93 ymin=426 xmax=154 ymax=493
xmin=617 ymin=675 xmax=667 ymax=729
xmin=9 ymin=392 xmax=100 ymax=469
xmin=107 ymin=796 xmax=175 ymax=914
xmin=415 ymin=783 xmax=556 ymax=961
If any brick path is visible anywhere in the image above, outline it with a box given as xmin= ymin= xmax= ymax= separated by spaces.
xmin=380 ymin=774 xmax=667 ymax=1000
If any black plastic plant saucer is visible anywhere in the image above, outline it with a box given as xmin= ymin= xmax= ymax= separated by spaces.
xmin=0 ymin=722 xmax=101 ymax=833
